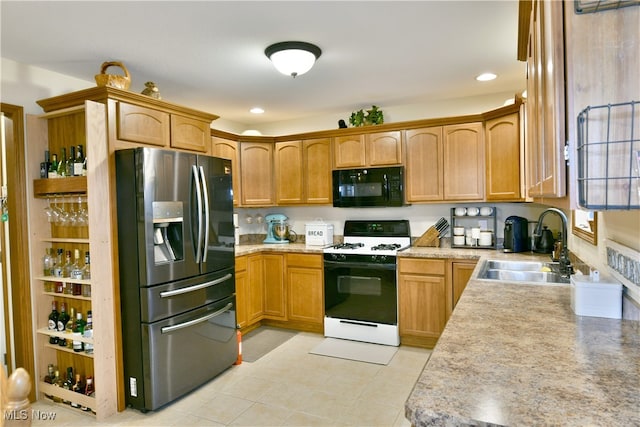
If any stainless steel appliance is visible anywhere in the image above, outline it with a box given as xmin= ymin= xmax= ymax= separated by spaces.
xmin=323 ymin=220 xmax=411 ymax=346
xmin=503 ymin=215 xmax=529 ymax=253
xmin=115 ymin=147 xmax=236 ymax=412
xmin=332 ymin=166 xmax=404 ymax=207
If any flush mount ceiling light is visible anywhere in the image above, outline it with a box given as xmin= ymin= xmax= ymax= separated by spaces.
xmin=476 ymin=72 xmax=497 ymax=82
xmin=265 ymin=41 xmax=322 ymax=78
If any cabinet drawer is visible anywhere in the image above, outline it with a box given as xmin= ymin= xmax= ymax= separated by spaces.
xmin=116 ymin=102 xmax=170 ymax=146
xmin=398 ymin=258 xmax=446 ymax=275
xmin=235 ymin=255 xmax=247 ymax=272
xmin=170 ymin=115 xmax=211 ymax=152
xmin=286 ymin=253 xmax=322 ymax=269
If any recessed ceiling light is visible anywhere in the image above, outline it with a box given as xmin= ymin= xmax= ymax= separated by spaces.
xmin=242 ymin=129 xmax=262 ymax=136
xmin=476 ymin=73 xmax=497 ymax=82
xmin=250 ymin=107 xmax=264 ymax=114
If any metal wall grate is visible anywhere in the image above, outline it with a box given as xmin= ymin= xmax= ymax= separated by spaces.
xmin=577 ymin=101 xmax=640 ymax=210
xmin=574 ymin=0 xmax=640 ymax=14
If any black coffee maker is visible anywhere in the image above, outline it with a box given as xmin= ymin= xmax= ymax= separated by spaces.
xmin=503 ymin=216 xmax=529 ymax=253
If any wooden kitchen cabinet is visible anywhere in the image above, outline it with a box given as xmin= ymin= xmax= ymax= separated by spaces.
xmin=262 ymin=254 xmax=286 ymax=320
xmin=485 ymin=111 xmax=523 ymax=201
xmin=245 ymin=255 xmax=265 ymax=325
xmin=170 ymin=114 xmax=211 ymax=153
xmin=398 ymin=258 xmax=450 ymax=348
xmin=275 ymin=138 xmax=332 ymax=205
xmin=451 ymin=261 xmax=477 ymax=308
xmin=211 ymin=135 xmax=241 ymax=206
xmin=286 ymin=253 xmax=324 ymax=329
xmin=240 ymin=141 xmax=275 ymax=206
xmin=443 ymin=122 xmax=485 ymax=200
xmin=405 ymin=127 xmax=444 ymax=202
xmin=116 ymin=102 xmax=170 ymax=147
xmin=235 ymin=256 xmax=248 ymax=328
xmin=524 ymin=0 xmax=566 ymax=198
xmin=333 ymin=130 xmax=402 ymax=168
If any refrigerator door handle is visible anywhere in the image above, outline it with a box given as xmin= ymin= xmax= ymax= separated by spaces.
xmin=192 ymin=165 xmax=204 ymax=263
xmin=199 ymin=166 xmax=210 ymax=263
xmin=159 ymin=273 xmax=233 ymax=298
xmin=160 ymin=302 xmax=233 ymax=334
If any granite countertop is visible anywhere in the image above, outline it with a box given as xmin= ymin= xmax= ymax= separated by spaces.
xmin=235 ymin=242 xmax=325 ymax=256
xmin=405 ymin=254 xmax=640 ymax=426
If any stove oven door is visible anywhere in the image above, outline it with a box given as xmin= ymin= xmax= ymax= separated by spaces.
xmin=323 ymin=260 xmax=397 ymax=325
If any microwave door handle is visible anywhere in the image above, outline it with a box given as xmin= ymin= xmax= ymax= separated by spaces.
xmin=199 ymin=166 xmax=210 ymax=263
xmin=192 ymin=165 xmax=203 ymax=263
xmin=383 ymin=173 xmax=390 ymax=200
xmin=160 ymin=302 xmax=233 ymax=334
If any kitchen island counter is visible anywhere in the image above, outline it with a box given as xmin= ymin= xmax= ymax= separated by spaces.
xmin=405 ymin=262 xmax=640 ymax=426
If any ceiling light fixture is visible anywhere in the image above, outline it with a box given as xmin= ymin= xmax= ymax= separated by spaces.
xmin=476 ymin=72 xmax=497 ymax=82
xmin=250 ymin=107 xmax=264 ymax=114
xmin=265 ymin=41 xmax=322 ymax=78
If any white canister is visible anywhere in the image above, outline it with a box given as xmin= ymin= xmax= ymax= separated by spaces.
xmin=305 ymin=222 xmax=334 ymax=247
xmin=453 ymin=226 xmax=465 ymax=236
xmin=453 ymin=235 xmax=465 ymax=246
xmin=479 ymin=231 xmax=493 ymax=246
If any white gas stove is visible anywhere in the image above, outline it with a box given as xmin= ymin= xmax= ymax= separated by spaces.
xmin=323 ymin=220 xmax=411 ymax=346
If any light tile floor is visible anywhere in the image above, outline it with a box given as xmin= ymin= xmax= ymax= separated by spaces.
xmin=30 ymin=332 xmax=431 ymax=426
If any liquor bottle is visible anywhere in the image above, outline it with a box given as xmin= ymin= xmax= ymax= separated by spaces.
xmin=65 ymin=146 xmax=75 ymax=178
xmin=82 ymin=251 xmax=91 ymax=280
xmin=81 ymin=376 xmax=94 ymax=412
xmin=52 ymin=369 xmax=64 ymax=403
xmin=82 ymin=151 xmax=87 ymax=176
xmin=41 ymin=150 xmax=50 ymax=178
xmin=70 ymin=249 xmax=83 ymax=280
xmin=52 ymin=248 xmax=64 ymax=278
xmin=57 ymin=302 xmax=69 ymax=333
xmin=71 ymin=373 xmax=84 ymax=408
xmin=43 ymin=247 xmax=54 ymax=276
xmin=43 ymin=363 xmax=55 ymax=400
xmin=83 ymin=310 xmax=93 ymax=354
xmin=73 ymin=145 xmax=84 ymax=176
xmin=63 ymin=250 xmax=73 ymax=279
xmin=65 ymin=307 xmax=76 ymax=350
xmin=57 ymin=148 xmax=66 ymax=177
xmin=48 ymin=153 xmax=59 ymax=179
xmin=48 ymin=300 xmax=59 ymax=345
xmin=73 ymin=311 xmax=85 ymax=352
xmin=63 ymin=367 xmax=73 ymax=404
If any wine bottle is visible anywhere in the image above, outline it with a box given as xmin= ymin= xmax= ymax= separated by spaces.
xmin=73 ymin=145 xmax=84 ymax=176
xmin=65 ymin=307 xmax=76 ymax=350
xmin=63 ymin=367 xmax=73 ymax=404
xmin=66 ymin=146 xmax=75 ymax=178
xmin=81 ymin=376 xmax=94 ymax=412
xmin=57 ymin=302 xmax=69 ymax=333
xmin=52 ymin=369 xmax=64 ymax=403
xmin=48 ymin=153 xmax=59 ymax=179
xmin=48 ymin=300 xmax=59 ymax=345
xmin=83 ymin=310 xmax=93 ymax=354
xmin=63 ymin=250 xmax=73 ymax=279
xmin=41 ymin=150 xmax=50 ymax=178
xmin=43 ymin=247 xmax=54 ymax=276
xmin=73 ymin=311 xmax=85 ymax=352
xmin=43 ymin=363 xmax=55 ymax=400
xmin=82 ymin=251 xmax=91 ymax=280
xmin=71 ymin=373 xmax=84 ymax=408
xmin=52 ymin=248 xmax=64 ymax=278
xmin=57 ymin=148 xmax=66 ymax=177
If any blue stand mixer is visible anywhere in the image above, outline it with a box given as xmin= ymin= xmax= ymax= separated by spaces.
xmin=264 ymin=213 xmax=295 ymax=244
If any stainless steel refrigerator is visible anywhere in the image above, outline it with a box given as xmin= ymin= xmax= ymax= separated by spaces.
xmin=115 ymin=147 xmax=237 ymax=412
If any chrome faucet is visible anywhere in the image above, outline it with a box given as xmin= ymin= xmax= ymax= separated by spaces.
xmin=534 ymin=208 xmax=574 ymax=276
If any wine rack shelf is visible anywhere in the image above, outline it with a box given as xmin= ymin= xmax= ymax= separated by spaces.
xmin=38 ymin=382 xmax=95 ymax=410
xmin=37 ymin=327 xmax=94 ymax=345
xmin=33 ymin=176 xmax=87 ymax=197
xmin=42 ymin=291 xmax=91 ymax=302
xmin=36 ymin=276 xmax=91 ymax=286
xmin=43 ymin=343 xmax=94 ymax=359
xmin=41 ymin=238 xmax=90 ymax=245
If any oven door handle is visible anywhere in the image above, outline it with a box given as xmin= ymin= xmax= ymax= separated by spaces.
xmin=323 ymin=260 xmax=396 ymax=270
xmin=161 ymin=302 xmax=233 ymax=334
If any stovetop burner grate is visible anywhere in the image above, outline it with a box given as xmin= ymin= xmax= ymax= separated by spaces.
xmin=371 ymin=243 xmax=402 ymax=251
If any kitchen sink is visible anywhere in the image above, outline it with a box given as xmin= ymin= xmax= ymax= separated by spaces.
xmin=477 ymin=259 xmax=570 ymax=284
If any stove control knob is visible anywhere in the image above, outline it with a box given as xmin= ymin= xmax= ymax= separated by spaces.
xmin=377 ymin=255 xmax=388 ymax=263
xmin=331 ymin=253 xmax=346 ymax=261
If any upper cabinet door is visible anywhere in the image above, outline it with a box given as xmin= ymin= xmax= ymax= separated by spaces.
xmin=303 ymin=138 xmax=332 ymax=204
xmin=212 ymin=136 xmax=241 ymax=206
xmin=485 ymin=112 xmax=522 ymax=201
xmin=405 ymin=127 xmax=444 ymax=202
xmin=116 ymin=102 xmax=170 ymax=147
xmin=443 ymin=122 xmax=485 ymax=201
xmin=333 ymin=134 xmax=366 ymax=168
xmin=170 ymin=115 xmax=211 ymax=153
xmin=275 ymin=141 xmax=304 ymax=205
xmin=240 ymin=142 xmax=274 ymax=206
xmin=367 ymin=131 xmax=402 ymax=166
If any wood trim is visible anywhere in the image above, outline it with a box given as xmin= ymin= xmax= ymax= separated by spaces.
xmin=1 ymin=103 xmax=35 ymax=401
xmin=518 ymin=0 xmax=534 ymax=61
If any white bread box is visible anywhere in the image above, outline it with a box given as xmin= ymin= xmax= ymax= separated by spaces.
xmin=570 ymin=272 xmax=622 ymax=319
xmin=305 ymin=221 xmax=334 ymax=247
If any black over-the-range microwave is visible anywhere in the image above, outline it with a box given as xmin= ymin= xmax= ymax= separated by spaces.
xmin=332 ymin=166 xmax=405 ymax=207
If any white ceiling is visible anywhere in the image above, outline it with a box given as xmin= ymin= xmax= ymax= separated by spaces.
xmin=1 ymin=1 xmax=525 ymax=128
